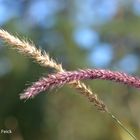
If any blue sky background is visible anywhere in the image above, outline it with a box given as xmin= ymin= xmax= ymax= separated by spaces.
xmin=0 ymin=0 xmax=140 ymax=76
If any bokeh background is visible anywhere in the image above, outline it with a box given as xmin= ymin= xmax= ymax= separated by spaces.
xmin=0 ymin=0 xmax=140 ymax=139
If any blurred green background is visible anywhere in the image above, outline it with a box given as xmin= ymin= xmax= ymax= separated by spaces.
xmin=0 ymin=0 xmax=140 ymax=140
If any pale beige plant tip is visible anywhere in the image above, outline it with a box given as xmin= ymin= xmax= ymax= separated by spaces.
xmin=0 ymin=29 xmax=62 ymax=70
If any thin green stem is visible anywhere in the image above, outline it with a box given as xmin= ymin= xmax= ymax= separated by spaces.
xmin=107 ymin=111 xmax=137 ymax=140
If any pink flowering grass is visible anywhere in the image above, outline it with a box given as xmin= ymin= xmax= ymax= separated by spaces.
xmin=20 ymin=69 xmax=140 ymax=99
xmin=1 ymin=29 xmax=138 ymax=139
